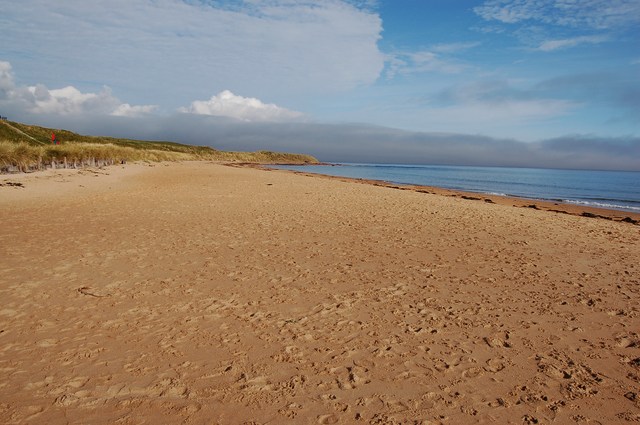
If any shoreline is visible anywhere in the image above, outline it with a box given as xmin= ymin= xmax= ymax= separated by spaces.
xmin=3 ymin=160 xmax=639 ymax=224
xmin=241 ymin=164 xmax=640 ymax=225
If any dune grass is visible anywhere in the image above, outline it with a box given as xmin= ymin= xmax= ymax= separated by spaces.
xmin=0 ymin=120 xmax=318 ymax=172
xmin=0 ymin=141 xmax=190 ymax=172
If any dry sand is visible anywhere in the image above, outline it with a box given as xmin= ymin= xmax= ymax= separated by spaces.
xmin=1 ymin=161 xmax=639 ymax=424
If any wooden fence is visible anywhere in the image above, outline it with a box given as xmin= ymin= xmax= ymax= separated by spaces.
xmin=1 ymin=157 xmax=125 ymax=174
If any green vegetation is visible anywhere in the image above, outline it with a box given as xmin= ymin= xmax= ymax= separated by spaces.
xmin=0 ymin=120 xmax=318 ymax=172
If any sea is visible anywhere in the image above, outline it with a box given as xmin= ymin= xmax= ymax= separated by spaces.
xmin=273 ymin=163 xmax=640 ymax=213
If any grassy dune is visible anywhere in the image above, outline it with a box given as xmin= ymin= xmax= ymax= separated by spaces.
xmin=0 ymin=120 xmax=318 ymax=172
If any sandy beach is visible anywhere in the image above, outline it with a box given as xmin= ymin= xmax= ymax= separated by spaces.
xmin=1 ymin=161 xmax=639 ymax=424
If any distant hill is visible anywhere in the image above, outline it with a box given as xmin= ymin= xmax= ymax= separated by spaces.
xmin=0 ymin=119 xmax=318 ymax=172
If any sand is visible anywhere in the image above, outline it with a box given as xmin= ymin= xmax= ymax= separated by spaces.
xmin=1 ymin=161 xmax=639 ymax=424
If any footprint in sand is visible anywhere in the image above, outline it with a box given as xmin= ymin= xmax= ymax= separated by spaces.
xmin=317 ymin=413 xmax=339 ymax=424
xmin=483 ymin=332 xmax=512 ymax=348
xmin=485 ymin=357 xmax=507 ymax=373
xmin=462 ymin=366 xmax=484 ymax=378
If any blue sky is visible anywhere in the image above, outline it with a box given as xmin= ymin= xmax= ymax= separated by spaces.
xmin=1 ymin=0 xmax=639 ymax=169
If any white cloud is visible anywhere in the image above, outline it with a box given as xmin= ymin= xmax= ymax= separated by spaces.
xmin=0 ymin=61 xmax=156 ymax=116
xmin=25 ymin=85 xmax=118 ymax=115
xmin=111 ymin=103 xmax=158 ymax=117
xmin=0 ymin=61 xmax=15 ymax=95
xmin=179 ymin=90 xmax=305 ymax=122
xmin=537 ymin=35 xmax=609 ymax=51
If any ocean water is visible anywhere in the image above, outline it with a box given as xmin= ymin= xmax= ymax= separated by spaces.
xmin=273 ymin=163 xmax=640 ymax=213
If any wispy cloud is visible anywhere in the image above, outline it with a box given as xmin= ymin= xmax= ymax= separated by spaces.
xmin=474 ymin=0 xmax=640 ymax=30
xmin=535 ymin=73 xmax=640 ymax=120
xmin=179 ymin=90 xmax=304 ymax=122
xmin=474 ymin=0 xmax=638 ymax=52
xmin=386 ymin=51 xmax=466 ymax=78
xmin=430 ymin=41 xmax=481 ymax=53
xmin=411 ymin=98 xmax=577 ymax=139
xmin=432 ymin=78 xmax=577 ymax=114
xmin=537 ymin=35 xmax=608 ymax=51
xmin=385 ymin=41 xmax=478 ymax=78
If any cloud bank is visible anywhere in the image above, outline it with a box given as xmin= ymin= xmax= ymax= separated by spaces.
xmin=28 ymin=112 xmax=640 ymax=172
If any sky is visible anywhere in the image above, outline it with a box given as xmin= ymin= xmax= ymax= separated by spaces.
xmin=1 ymin=0 xmax=639 ymax=170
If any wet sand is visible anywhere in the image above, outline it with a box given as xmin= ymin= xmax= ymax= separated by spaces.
xmin=1 ymin=161 xmax=639 ymax=424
